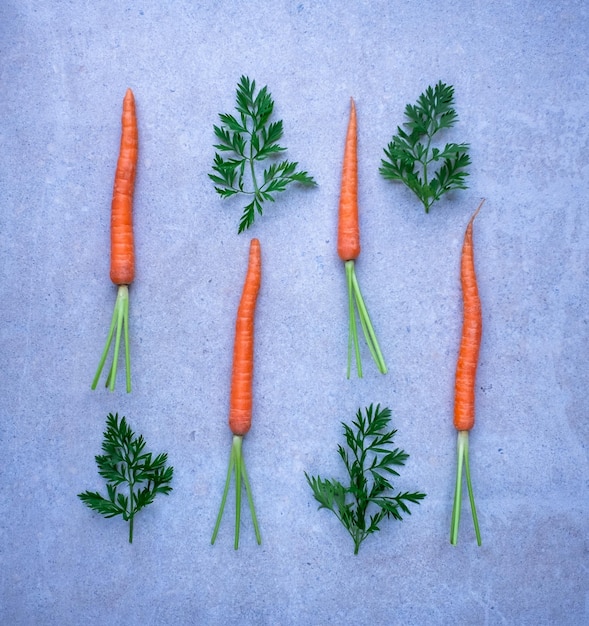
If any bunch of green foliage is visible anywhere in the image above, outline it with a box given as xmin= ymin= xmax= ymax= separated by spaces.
xmin=380 ymin=81 xmax=470 ymax=212
xmin=306 ymin=404 xmax=426 ymax=554
xmin=210 ymin=75 xmax=317 ymax=233
xmin=78 ymin=413 xmax=173 ymax=543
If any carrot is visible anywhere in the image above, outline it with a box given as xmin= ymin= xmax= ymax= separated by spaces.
xmin=92 ymin=88 xmax=138 ymax=393
xmin=212 ymin=238 xmax=262 ymax=549
xmin=110 ymin=88 xmax=137 ymax=286
xmin=450 ymin=199 xmax=485 ymax=546
xmin=229 ymin=238 xmax=261 ymax=436
xmin=337 ymin=98 xmax=360 ymax=262
xmin=338 ymin=98 xmax=386 ymax=378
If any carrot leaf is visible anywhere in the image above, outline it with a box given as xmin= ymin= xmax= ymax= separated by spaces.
xmin=210 ymin=75 xmax=317 ymax=233
xmin=306 ymin=404 xmax=426 ymax=554
xmin=380 ymin=81 xmax=470 ymax=213
xmin=78 ymin=413 xmax=173 ymax=543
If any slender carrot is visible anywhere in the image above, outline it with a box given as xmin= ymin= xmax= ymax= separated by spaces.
xmin=92 ymin=88 xmax=138 ymax=393
xmin=338 ymin=98 xmax=386 ymax=378
xmin=229 ymin=238 xmax=261 ymax=436
xmin=450 ymin=199 xmax=485 ymax=546
xmin=110 ymin=88 xmax=137 ymax=286
xmin=337 ymin=98 xmax=360 ymax=262
xmin=212 ymin=238 xmax=262 ymax=549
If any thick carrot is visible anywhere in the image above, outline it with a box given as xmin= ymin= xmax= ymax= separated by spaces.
xmin=337 ymin=98 xmax=360 ymax=262
xmin=229 ymin=238 xmax=261 ymax=436
xmin=212 ymin=238 xmax=262 ymax=549
xmin=110 ymin=87 xmax=137 ymax=286
xmin=338 ymin=98 xmax=386 ymax=378
xmin=92 ymin=89 xmax=138 ymax=393
xmin=450 ymin=199 xmax=485 ymax=546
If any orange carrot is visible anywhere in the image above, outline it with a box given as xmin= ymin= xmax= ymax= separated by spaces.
xmin=450 ymin=199 xmax=485 ymax=546
xmin=337 ymin=98 xmax=360 ymax=262
xmin=92 ymin=89 xmax=138 ymax=393
xmin=212 ymin=238 xmax=262 ymax=549
xmin=229 ymin=238 xmax=261 ymax=436
xmin=110 ymin=87 xmax=137 ymax=286
xmin=338 ymin=98 xmax=386 ymax=378
xmin=453 ymin=203 xmax=483 ymax=431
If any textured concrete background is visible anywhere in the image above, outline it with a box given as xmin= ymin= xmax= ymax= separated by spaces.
xmin=1 ymin=1 xmax=588 ymax=624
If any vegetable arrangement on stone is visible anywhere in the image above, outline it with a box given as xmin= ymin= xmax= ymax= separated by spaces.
xmin=92 ymin=88 xmax=138 ymax=393
xmin=78 ymin=413 xmax=173 ymax=543
xmin=210 ymin=75 xmax=316 ymax=233
xmin=211 ymin=238 xmax=262 ymax=549
xmin=337 ymin=98 xmax=387 ymax=378
xmin=306 ymin=404 xmax=426 ymax=554
xmin=79 ymin=79 xmax=486 ymax=550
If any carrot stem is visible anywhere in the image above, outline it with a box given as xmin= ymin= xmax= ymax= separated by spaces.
xmin=344 ymin=260 xmax=387 ymax=378
xmin=92 ymin=285 xmax=131 ymax=393
xmin=211 ymin=440 xmax=236 ymax=545
xmin=450 ymin=431 xmax=481 ymax=545
xmin=345 ymin=260 xmax=362 ymax=378
xmin=211 ymin=435 xmax=261 ymax=549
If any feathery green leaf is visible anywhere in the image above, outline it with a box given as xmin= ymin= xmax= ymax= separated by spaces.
xmin=210 ymin=75 xmax=317 ymax=233
xmin=78 ymin=413 xmax=174 ymax=543
xmin=306 ymin=404 xmax=426 ymax=554
xmin=380 ymin=81 xmax=470 ymax=212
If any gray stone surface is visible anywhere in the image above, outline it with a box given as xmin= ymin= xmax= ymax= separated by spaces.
xmin=1 ymin=1 xmax=588 ymax=624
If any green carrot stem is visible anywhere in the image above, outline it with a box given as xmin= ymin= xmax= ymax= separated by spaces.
xmin=211 ymin=435 xmax=261 ymax=549
xmin=240 ymin=450 xmax=262 ymax=545
xmin=450 ymin=430 xmax=481 ymax=545
xmin=344 ymin=260 xmax=387 ymax=378
xmin=345 ymin=260 xmax=362 ymax=378
xmin=92 ymin=284 xmax=131 ymax=392
xmin=350 ymin=266 xmax=387 ymax=374
xmin=211 ymin=440 xmax=236 ymax=545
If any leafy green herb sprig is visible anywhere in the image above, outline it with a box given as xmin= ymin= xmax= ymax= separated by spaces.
xmin=306 ymin=404 xmax=425 ymax=554
xmin=210 ymin=75 xmax=317 ymax=233
xmin=78 ymin=413 xmax=173 ymax=543
xmin=380 ymin=81 xmax=471 ymax=213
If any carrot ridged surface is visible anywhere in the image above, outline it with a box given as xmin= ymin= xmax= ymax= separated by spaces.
xmin=337 ymin=98 xmax=360 ymax=262
xmin=229 ymin=238 xmax=262 ymax=436
xmin=453 ymin=204 xmax=483 ymax=431
xmin=110 ymin=88 xmax=138 ymax=285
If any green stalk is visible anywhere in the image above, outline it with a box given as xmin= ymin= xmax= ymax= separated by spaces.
xmin=234 ymin=439 xmax=242 ymax=550
xmin=92 ymin=285 xmax=131 ymax=393
xmin=345 ymin=261 xmax=362 ymax=378
xmin=129 ymin=512 xmax=134 ymax=544
xmin=211 ymin=442 xmax=236 ymax=545
xmin=350 ymin=267 xmax=387 ymax=374
xmin=211 ymin=435 xmax=261 ymax=549
xmin=450 ymin=431 xmax=481 ymax=546
xmin=344 ymin=261 xmax=387 ymax=378
xmin=421 ymin=133 xmax=433 ymax=213
xmin=128 ymin=456 xmax=135 ymax=543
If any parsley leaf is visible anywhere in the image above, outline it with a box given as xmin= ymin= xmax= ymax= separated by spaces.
xmin=306 ymin=404 xmax=426 ymax=554
xmin=210 ymin=75 xmax=317 ymax=233
xmin=78 ymin=413 xmax=173 ymax=543
xmin=380 ymin=81 xmax=471 ymax=213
